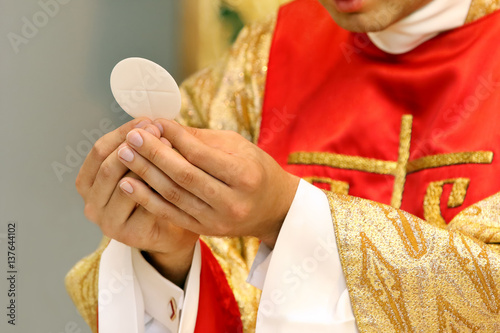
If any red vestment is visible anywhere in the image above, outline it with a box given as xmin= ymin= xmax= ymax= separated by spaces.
xmin=259 ymin=0 xmax=500 ymax=223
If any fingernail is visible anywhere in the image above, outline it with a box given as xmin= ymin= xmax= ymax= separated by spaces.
xmin=153 ymin=122 xmax=164 ymax=135
xmin=127 ymin=131 xmax=143 ymax=147
xmin=134 ymin=120 xmax=149 ymax=128
xmin=118 ymin=146 xmax=134 ymax=162
xmin=120 ymin=181 xmax=134 ymax=194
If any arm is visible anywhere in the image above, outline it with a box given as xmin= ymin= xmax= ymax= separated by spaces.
xmin=66 ymin=15 xmax=277 ymax=333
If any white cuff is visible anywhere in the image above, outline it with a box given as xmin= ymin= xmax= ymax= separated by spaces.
xmin=98 ymin=240 xmax=201 ymax=333
xmin=247 ymin=242 xmax=272 ymax=290
xmin=254 ymin=179 xmax=357 ymax=332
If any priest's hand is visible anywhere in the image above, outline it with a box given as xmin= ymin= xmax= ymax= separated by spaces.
xmin=117 ymin=119 xmax=300 ymax=249
xmin=75 ymin=118 xmax=198 ymax=287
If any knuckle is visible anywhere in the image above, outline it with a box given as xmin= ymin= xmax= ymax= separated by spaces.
xmin=92 ymin=139 xmax=108 ymax=160
xmin=178 ymin=169 xmax=195 ymax=186
xmin=136 ymin=193 xmax=150 ymax=208
xmin=162 ymin=187 xmax=181 ymax=205
xmin=229 ymin=202 xmax=251 ymax=222
xmin=75 ymin=174 xmax=83 ymax=191
xmin=240 ymin=167 xmax=264 ymax=190
xmin=149 ymin=146 xmax=165 ymax=164
xmin=99 ymin=162 xmax=114 ymax=180
xmin=157 ymin=208 xmax=171 ymax=221
xmin=83 ymin=203 xmax=97 ymax=222
xmin=136 ymin=163 xmax=151 ymax=179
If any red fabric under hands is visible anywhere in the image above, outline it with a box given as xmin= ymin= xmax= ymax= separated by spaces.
xmin=194 ymin=240 xmax=243 ymax=333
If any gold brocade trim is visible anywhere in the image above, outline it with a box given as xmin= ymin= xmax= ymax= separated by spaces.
xmin=360 ymin=232 xmax=413 ymax=331
xmin=65 ymin=236 xmax=110 ymax=333
xmin=449 ymin=231 xmax=500 ymax=314
xmin=437 ymin=294 xmax=480 ymax=332
xmin=448 ymin=191 xmax=500 ymax=248
xmin=289 ymin=152 xmax=397 ymax=175
xmin=423 ymin=178 xmax=470 ymax=229
xmin=303 ymin=176 xmax=349 ymax=194
xmin=466 ymin=0 xmax=500 ymax=24
xmin=407 ymin=152 xmax=493 ymax=173
xmin=178 ymin=15 xmax=275 ymax=145
xmin=326 ymin=191 xmax=500 ymax=332
xmin=379 ymin=204 xmax=427 ymax=259
xmin=390 ymin=115 xmax=412 ymax=208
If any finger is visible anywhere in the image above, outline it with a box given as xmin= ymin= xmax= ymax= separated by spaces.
xmin=154 ymin=118 xmax=225 ymax=148
xmin=118 ymin=176 xmax=205 ymax=235
xmin=87 ymin=142 xmax=130 ymax=208
xmin=76 ymin=117 xmax=152 ymax=195
xmin=117 ymin=144 xmax=211 ymax=217
xmin=87 ymin=171 xmax=139 ymax=232
xmin=150 ymin=120 xmax=243 ymax=185
xmin=125 ymin=129 xmax=229 ymax=204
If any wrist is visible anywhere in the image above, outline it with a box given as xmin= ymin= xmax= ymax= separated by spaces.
xmin=260 ymin=174 xmax=300 ymax=249
xmin=142 ymin=243 xmax=196 ymax=288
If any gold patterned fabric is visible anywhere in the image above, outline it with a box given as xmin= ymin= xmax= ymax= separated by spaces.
xmin=327 ymin=191 xmax=500 ymax=332
xmin=66 ymin=2 xmax=500 ymax=333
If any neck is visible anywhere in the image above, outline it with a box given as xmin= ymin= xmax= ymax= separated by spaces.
xmin=466 ymin=0 xmax=500 ymax=23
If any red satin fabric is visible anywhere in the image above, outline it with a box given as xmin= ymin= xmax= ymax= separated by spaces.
xmin=194 ymin=241 xmax=243 ymax=333
xmin=259 ymin=0 xmax=500 ymax=222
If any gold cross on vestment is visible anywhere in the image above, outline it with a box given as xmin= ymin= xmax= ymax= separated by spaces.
xmin=288 ymin=115 xmax=493 ymax=209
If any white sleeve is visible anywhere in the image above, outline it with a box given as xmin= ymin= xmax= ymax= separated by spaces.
xmin=248 ymin=179 xmax=358 ymax=333
xmin=97 ymin=240 xmax=201 ymax=333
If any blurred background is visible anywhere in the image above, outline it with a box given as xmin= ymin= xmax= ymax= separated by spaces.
xmin=0 ymin=0 xmax=289 ymax=332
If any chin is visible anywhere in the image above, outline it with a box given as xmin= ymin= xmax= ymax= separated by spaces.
xmin=329 ymin=11 xmax=393 ymax=32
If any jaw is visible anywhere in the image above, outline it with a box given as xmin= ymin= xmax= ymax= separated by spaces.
xmin=318 ymin=0 xmax=434 ymax=33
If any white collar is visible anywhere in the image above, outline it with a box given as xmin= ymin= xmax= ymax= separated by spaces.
xmin=367 ymin=0 xmax=473 ymax=54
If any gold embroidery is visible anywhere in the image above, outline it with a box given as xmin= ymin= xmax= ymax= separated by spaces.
xmin=303 ymin=176 xmax=349 ymax=194
xmin=289 ymin=152 xmax=396 ymax=175
xmin=407 ymin=152 xmax=493 ymax=173
xmin=289 ymin=115 xmax=493 ymax=213
xmin=361 ymin=232 xmax=413 ymax=332
xmin=449 ymin=231 xmax=500 ymax=314
xmin=391 ymin=115 xmax=413 ymax=208
xmin=424 ymin=178 xmax=470 ymax=229
xmin=437 ymin=294 xmax=480 ymax=332
xmin=379 ymin=204 xmax=427 ymax=259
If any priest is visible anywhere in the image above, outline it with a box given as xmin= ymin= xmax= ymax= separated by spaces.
xmin=66 ymin=0 xmax=500 ymax=332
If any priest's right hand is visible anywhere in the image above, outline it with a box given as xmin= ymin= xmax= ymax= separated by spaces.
xmin=75 ymin=118 xmax=199 ymax=287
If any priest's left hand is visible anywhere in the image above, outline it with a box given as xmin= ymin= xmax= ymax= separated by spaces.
xmin=117 ymin=119 xmax=300 ymax=249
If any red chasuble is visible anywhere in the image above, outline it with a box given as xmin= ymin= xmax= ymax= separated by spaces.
xmin=194 ymin=241 xmax=243 ymax=332
xmin=259 ymin=0 xmax=500 ymax=224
